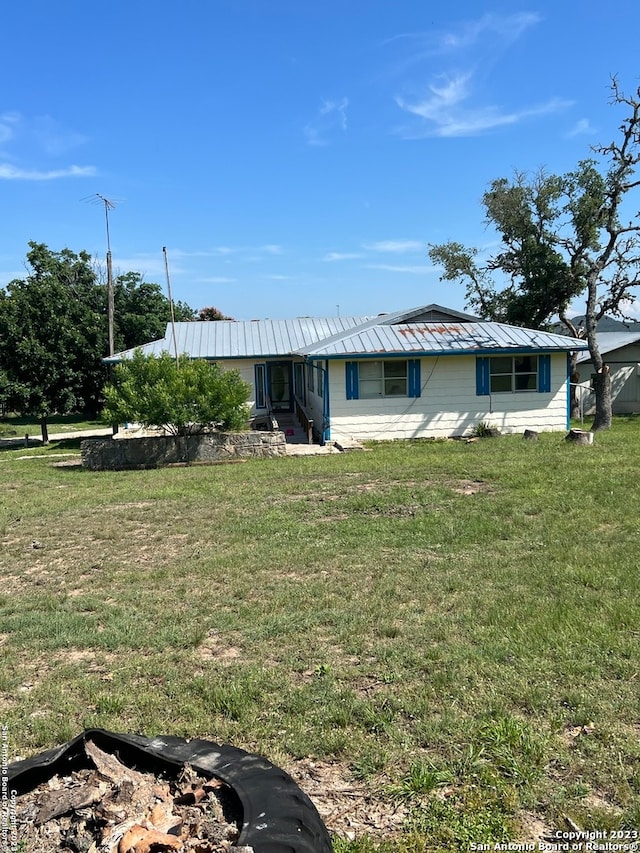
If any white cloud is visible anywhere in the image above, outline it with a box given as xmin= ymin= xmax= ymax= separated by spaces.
xmin=0 ymin=163 xmax=96 ymax=180
xmin=363 ymin=239 xmax=424 ymax=253
xmin=383 ymin=12 xmax=541 ymax=76
xmin=322 ymin=252 xmax=363 ymax=262
xmin=389 ymin=12 xmax=566 ymax=138
xmin=565 ymin=118 xmax=596 ymax=138
xmin=0 ymin=112 xmax=93 ymax=179
xmin=0 ymin=112 xmax=19 ymax=144
xmin=304 ymin=97 xmax=349 ymax=146
xmin=618 ymin=297 xmax=640 ymax=320
xmin=396 ymin=80 xmax=571 ymax=138
xmin=262 ymin=244 xmax=284 ymax=255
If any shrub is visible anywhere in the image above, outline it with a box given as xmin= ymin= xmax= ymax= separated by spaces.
xmin=102 ymin=350 xmax=251 ymax=436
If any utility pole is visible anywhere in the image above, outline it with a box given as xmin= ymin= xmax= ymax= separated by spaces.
xmin=99 ymin=194 xmax=116 ymax=357
xmin=86 ymin=193 xmax=117 ymax=356
xmin=163 ymin=246 xmax=180 ymax=367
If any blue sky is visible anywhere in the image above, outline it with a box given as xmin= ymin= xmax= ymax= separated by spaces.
xmin=2 ymin=1 xmax=639 ymax=321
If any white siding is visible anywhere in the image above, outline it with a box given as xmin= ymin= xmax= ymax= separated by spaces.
xmin=217 ymin=359 xmax=261 ymax=414
xmin=328 ymin=355 xmax=569 ymax=441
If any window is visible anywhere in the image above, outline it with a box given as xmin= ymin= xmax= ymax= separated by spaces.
xmin=254 ymin=364 xmax=266 ymax=408
xmin=307 ymin=363 xmax=315 ymax=394
xmin=476 ymin=354 xmax=550 ymax=395
xmin=345 ymin=360 xmax=421 ymax=400
xmin=490 ymin=355 xmax=538 ymax=392
xmin=294 ymin=363 xmax=305 ymax=402
xmin=316 ymin=365 xmax=323 ymax=398
xmin=359 ymin=360 xmax=407 ymax=398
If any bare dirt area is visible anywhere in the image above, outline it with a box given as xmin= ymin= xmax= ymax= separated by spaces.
xmin=285 ymin=759 xmax=407 ymax=842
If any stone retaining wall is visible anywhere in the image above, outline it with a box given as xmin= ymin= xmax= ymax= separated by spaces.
xmin=81 ymin=430 xmax=287 ymax=470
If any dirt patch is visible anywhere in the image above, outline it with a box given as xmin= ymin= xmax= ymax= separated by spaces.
xmin=559 ymin=722 xmax=596 ymax=747
xmin=197 ymin=631 xmax=242 ymax=665
xmin=285 ymin=759 xmax=408 ymax=842
xmin=449 ymin=479 xmax=493 ymax=495
xmin=108 ymin=501 xmax=157 ymax=510
xmin=582 ymin=791 xmax=623 ymax=815
xmin=516 ymin=811 xmax=553 ymax=844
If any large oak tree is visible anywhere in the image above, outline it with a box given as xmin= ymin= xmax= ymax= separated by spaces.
xmin=429 ymin=80 xmax=640 ymax=430
xmin=0 ymin=243 xmax=197 ymax=441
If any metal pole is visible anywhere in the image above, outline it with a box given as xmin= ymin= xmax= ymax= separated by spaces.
xmin=163 ymin=247 xmax=180 ymax=367
xmin=106 ymin=248 xmax=114 ymax=357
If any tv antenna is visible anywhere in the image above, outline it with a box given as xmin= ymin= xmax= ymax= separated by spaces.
xmin=84 ymin=193 xmax=119 ymax=356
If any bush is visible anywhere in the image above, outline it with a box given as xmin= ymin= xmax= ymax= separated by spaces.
xmin=102 ymin=350 xmax=251 ymax=436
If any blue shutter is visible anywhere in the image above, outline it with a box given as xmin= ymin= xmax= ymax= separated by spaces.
xmin=408 ymin=359 xmax=421 ymax=397
xmin=538 ymin=354 xmax=551 ymax=393
xmin=345 ymin=362 xmax=359 ymax=400
xmin=476 ymin=357 xmax=490 ymax=395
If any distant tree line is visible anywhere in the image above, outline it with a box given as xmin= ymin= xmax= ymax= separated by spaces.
xmin=0 ymin=241 xmax=232 ymax=441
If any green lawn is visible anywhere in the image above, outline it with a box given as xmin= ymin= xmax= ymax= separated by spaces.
xmin=1 ymin=419 xmax=639 ymax=851
xmin=0 ymin=413 xmax=105 ymax=438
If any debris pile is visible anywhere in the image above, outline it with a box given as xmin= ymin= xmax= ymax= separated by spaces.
xmin=16 ymin=739 xmax=253 ymax=853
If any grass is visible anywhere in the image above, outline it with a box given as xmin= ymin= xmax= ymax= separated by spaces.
xmin=1 ymin=417 xmax=640 ymax=850
xmin=0 ymin=412 xmax=105 ymax=439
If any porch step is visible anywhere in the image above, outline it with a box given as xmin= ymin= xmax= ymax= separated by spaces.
xmin=275 ymin=413 xmax=312 ymax=445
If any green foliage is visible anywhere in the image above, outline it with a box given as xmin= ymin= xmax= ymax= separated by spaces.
xmin=0 ymin=242 xmax=107 ymax=422
xmin=386 ymin=761 xmax=453 ymax=802
xmin=113 ymin=271 xmax=196 ymax=351
xmin=197 ymin=305 xmax=234 ymax=321
xmin=0 ymin=244 xmax=198 ymax=434
xmin=470 ymin=421 xmax=497 ymax=438
xmin=428 ymin=170 xmax=585 ymax=328
xmin=102 ymin=350 xmax=251 ymax=435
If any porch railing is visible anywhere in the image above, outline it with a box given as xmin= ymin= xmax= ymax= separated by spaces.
xmin=294 ymin=396 xmax=314 ymax=444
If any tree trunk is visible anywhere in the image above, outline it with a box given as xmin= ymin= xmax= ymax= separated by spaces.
xmin=591 ymin=366 xmax=612 ymax=431
xmin=570 ymin=362 xmax=581 ymax=419
xmin=585 ymin=269 xmax=612 ymax=431
xmin=40 ymin=416 xmax=49 ymax=445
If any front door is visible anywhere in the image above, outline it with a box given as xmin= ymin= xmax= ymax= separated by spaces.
xmin=268 ymin=362 xmax=293 ymax=412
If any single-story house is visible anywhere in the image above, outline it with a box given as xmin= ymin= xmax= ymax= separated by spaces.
xmin=574 ymin=331 xmax=640 ymax=415
xmin=107 ymin=304 xmax=588 ymax=444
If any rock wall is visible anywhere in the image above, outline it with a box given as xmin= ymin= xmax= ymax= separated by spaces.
xmin=81 ymin=431 xmax=287 ymax=470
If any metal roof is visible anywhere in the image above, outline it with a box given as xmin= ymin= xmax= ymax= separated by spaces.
xmin=576 ymin=331 xmax=640 ymax=363
xmin=106 ymin=306 xmax=588 ymax=363
xmin=106 ymin=315 xmax=375 ymax=362
xmin=301 ymin=322 xmax=588 ymax=358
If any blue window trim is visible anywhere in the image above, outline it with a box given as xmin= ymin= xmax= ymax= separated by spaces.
xmin=538 ymin=354 xmax=551 ymax=393
xmin=476 ymin=357 xmax=490 ymax=395
xmin=346 ymin=359 xmax=420 ymax=400
xmin=476 ymin=354 xmax=551 ymax=395
xmin=345 ymin=361 xmax=359 ymax=400
xmin=408 ymin=359 xmax=421 ymax=397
